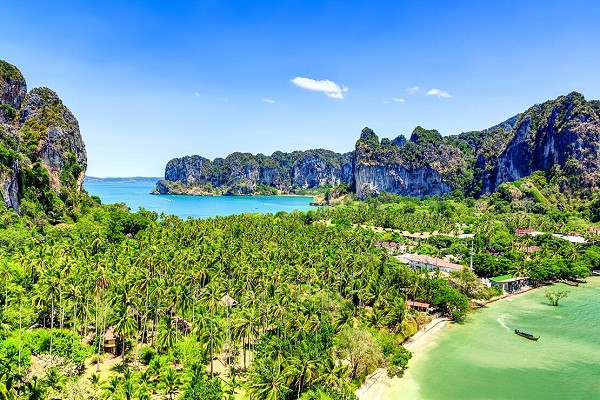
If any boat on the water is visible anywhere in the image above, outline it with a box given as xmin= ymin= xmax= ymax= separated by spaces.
xmin=515 ymin=329 xmax=540 ymax=340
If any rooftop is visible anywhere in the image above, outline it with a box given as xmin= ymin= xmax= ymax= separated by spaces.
xmin=402 ymin=254 xmax=465 ymax=271
xmin=490 ymin=275 xmax=529 ymax=283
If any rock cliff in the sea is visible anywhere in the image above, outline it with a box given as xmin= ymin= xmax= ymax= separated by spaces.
xmin=158 ymin=92 xmax=600 ymax=199
xmin=158 ymin=149 xmax=353 ymax=195
xmin=0 ymin=60 xmax=87 ymax=217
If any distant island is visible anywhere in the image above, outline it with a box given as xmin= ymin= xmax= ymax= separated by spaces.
xmin=156 ymin=92 xmax=600 ymax=200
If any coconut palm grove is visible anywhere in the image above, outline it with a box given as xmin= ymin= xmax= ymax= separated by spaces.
xmin=2 ymin=173 xmax=600 ymax=399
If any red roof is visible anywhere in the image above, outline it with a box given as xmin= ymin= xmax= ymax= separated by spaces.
xmin=516 ymin=228 xmax=536 ymax=235
xmin=526 ymin=246 xmax=541 ymax=253
xmin=407 ymin=300 xmax=430 ymax=308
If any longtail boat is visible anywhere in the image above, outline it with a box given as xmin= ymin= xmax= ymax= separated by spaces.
xmin=515 ymin=329 xmax=539 ymax=341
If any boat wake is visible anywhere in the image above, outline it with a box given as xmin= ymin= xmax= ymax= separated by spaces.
xmin=497 ymin=314 xmax=511 ymax=330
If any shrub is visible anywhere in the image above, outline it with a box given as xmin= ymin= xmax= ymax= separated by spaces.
xmin=140 ymin=346 xmax=157 ymax=365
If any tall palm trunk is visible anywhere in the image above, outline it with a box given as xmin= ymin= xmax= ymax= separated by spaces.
xmin=84 ymin=296 xmax=89 ymax=337
xmin=210 ymin=312 xmax=214 ymax=378
xmin=95 ymin=295 xmax=101 ymax=372
xmin=59 ymin=288 xmax=64 ymax=329
xmin=4 ymin=275 xmax=7 ymax=314
xmin=72 ymin=300 xmax=77 ymax=354
xmin=50 ymin=295 xmax=54 ymax=356
xmin=97 ymin=290 xmax=106 ymax=373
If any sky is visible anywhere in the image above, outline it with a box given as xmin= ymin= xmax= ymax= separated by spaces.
xmin=2 ymin=0 xmax=600 ymax=177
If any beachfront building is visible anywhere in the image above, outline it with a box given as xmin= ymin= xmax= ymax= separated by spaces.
xmin=399 ymin=254 xmax=466 ymax=274
xmin=489 ymin=275 xmax=532 ymax=293
xmin=407 ymin=300 xmax=431 ymax=312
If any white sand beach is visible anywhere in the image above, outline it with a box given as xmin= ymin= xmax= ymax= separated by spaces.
xmin=356 ymin=317 xmax=451 ymax=400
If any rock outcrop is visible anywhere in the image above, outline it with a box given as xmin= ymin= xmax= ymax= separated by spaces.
xmin=0 ymin=60 xmax=87 ymax=215
xmin=157 ymin=92 xmax=600 ymax=199
xmin=477 ymin=92 xmax=600 ymax=194
xmin=158 ymin=150 xmax=353 ymax=195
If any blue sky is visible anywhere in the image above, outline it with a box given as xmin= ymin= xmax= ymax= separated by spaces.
xmin=3 ymin=1 xmax=600 ymax=177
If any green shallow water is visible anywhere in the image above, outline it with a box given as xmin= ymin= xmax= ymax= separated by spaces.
xmin=389 ymin=278 xmax=600 ymax=400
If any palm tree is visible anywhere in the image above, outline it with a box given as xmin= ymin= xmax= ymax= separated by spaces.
xmin=159 ymin=367 xmax=180 ymax=400
xmin=247 ymin=361 xmax=290 ymax=400
xmin=156 ymin=315 xmax=178 ymax=354
xmin=112 ymin=302 xmax=137 ymax=365
xmin=284 ymin=353 xmax=320 ymax=399
xmin=200 ymin=281 xmax=224 ymax=377
xmin=43 ymin=367 xmax=66 ymax=394
xmin=102 ymin=375 xmax=121 ymax=399
xmin=121 ymin=368 xmax=136 ymax=400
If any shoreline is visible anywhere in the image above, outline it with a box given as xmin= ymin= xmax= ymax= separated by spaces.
xmin=356 ymin=317 xmax=450 ymax=400
xmin=356 ymin=286 xmax=540 ymax=400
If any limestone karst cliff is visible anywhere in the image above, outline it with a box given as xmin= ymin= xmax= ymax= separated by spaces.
xmin=0 ymin=60 xmax=87 ymax=217
xmin=158 ymin=92 xmax=600 ymax=199
xmin=156 ymin=150 xmax=353 ymax=195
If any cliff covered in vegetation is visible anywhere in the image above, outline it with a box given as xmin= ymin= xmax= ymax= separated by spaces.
xmin=155 ymin=150 xmax=353 ymax=195
xmin=159 ymin=92 xmax=600 ymax=199
xmin=0 ymin=60 xmax=87 ymax=221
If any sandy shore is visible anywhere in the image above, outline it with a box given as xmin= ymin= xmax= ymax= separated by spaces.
xmin=356 ymin=317 xmax=450 ymax=400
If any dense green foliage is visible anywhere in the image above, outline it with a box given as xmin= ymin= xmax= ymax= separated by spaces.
xmin=1 ymin=176 xmax=599 ymax=398
xmin=2 ymin=202 xmax=468 ymax=399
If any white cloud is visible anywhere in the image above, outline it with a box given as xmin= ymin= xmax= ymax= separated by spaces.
xmin=406 ymin=86 xmax=420 ymax=94
xmin=262 ymin=98 xmax=276 ymax=104
xmin=392 ymin=98 xmax=405 ymax=103
xmin=426 ymin=88 xmax=452 ymax=99
xmin=291 ymin=77 xmax=348 ymax=99
xmin=382 ymin=100 xmax=390 ymax=104
xmin=194 ymin=92 xmax=200 ymax=97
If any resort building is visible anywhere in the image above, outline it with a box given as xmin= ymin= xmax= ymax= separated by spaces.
xmin=102 ymin=326 xmax=121 ymax=355
xmin=588 ymin=227 xmax=600 ymax=235
xmin=407 ymin=300 xmax=430 ymax=312
xmin=489 ymin=275 xmax=532 ymax=293
xmin=376 ymin=241 xmax=406 ymax=254
xmin=515 ymin=228 xmax=587 ymax=243
xmin=399 ymin=254 xmax=466 ymax=273
xmin=515 ymin=228 xmax=539 ymax=236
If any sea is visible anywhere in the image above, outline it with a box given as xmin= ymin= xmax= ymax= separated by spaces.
xmin=84 ymin=180 xmax=314 ymax=219
xmin=387 ymin=277 xmax=600 ymax=400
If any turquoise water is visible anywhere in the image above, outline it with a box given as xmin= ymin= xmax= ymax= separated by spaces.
xmin=84 ymin=181 xmax=314 ymax=219
xmin=387 ymin=278 xmax=600 ymax=399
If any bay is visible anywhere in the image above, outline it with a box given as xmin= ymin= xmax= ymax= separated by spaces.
xmin=84 ymin=180 xmax=314 ymax=219
xmin=387 ymin=277 xmax=600 ymax=400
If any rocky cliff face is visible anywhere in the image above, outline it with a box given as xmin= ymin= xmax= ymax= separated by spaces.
xmin=479 ymin=92 xmax=600 ymax=194
xmin=0 ymin=60 xmax=87 ymax=215
xmin=158 ymin=149 xmax=353 ymax=195
xmin=353 ymin=127 xmax=467 ymax=199
xmin=158 ymin=92 xmax=600 ymax=199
